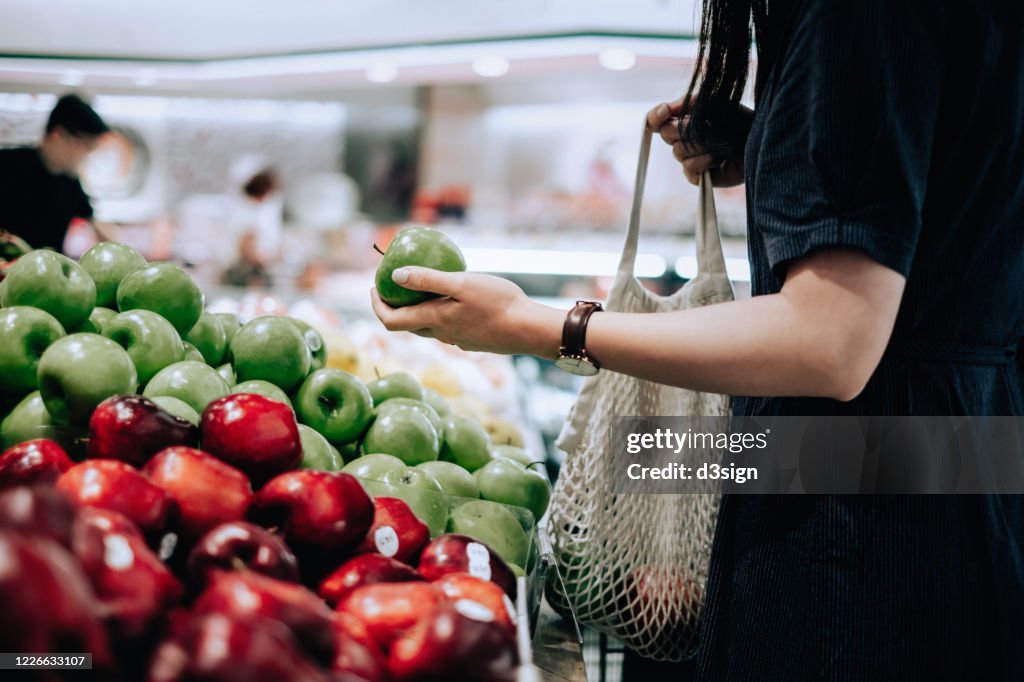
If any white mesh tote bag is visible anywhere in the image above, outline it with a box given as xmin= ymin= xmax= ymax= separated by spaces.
xmin=545 ymin=120 xmax=734 ymax=662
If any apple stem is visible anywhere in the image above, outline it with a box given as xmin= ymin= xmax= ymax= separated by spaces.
xmin=373 ymin=243 xmax=385 ymax=256
xmin=374 ymin=367 xmax=381 ymax=379
xmin=230 ymin=557 xmax=248 ymax=572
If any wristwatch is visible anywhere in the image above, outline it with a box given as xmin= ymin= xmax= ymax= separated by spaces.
xmin=554 ymin=301 xmax=604 ymax=376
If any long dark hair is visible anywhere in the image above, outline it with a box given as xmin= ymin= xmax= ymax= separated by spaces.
xmin=681 ymin=0 xmax=792 ymax=160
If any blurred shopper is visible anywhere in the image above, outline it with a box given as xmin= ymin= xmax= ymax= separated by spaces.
xmin=223 ymin=168 xmax=283 ymax=288
xmin=373 ymin=1 xmax=1024 ymax=680
xmin=0 ymin=94 xmax=113 ymax=252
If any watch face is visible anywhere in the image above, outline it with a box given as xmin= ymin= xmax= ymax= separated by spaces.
xmin=555 ymin=355 xmax=599 ymax=376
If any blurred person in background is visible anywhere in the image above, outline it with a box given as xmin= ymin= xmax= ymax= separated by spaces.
xmin=373 ymin=1 xmax=1024 ymax=680
xmin=0 ymin=93 xmax=115 ymax=252
xmin=223 ymin=168 xmax=283 ymax=288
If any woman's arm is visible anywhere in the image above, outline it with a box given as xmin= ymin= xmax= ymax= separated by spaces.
xmin=370 ymin=248 xmax=905 ymax=402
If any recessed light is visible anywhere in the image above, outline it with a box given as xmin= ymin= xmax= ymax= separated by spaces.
xmin=366 ymin=62 xmax=398 ymax=83
xmin=472 ymin=55 xmax=509 ymax=78
xmin=598 ymin=48 xmax=636 ymax=71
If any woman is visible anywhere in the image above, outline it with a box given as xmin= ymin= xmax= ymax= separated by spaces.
xmin=372 ymin=1 xmax=1024 ymax=679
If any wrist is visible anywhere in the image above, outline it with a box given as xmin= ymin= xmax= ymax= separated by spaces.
xmin=514 ymin=302 xmax=565 ymax=360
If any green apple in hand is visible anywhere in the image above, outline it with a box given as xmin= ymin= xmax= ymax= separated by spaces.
xmin=367 ymin=372 xmax=423 ymax=406
xmin=422 ymin=388 xmax=451 ymax=417
xmin=102 ymin=309 xmax=184 ymax=387
xmin=212 ymin=313 xmax=242 ymax=345
xmin=78 ymin=241 xmax=146 ymax=308
xmin=294 ymin=368 xmax=374 ymax=444
xmin=290 ymin=318 xmax=327 ymax=371
xmin=230 ymin=316 xmax=311 ymax=392
xmin=37 ymin=333 xmax=138 ymax=427
xmin=0 ymin=307 xmax=65 ymax=396
xmin=232 ymin=380 xmax=293 ymax=409
xmin=1 ymin=390 xmax=82 ymax=451
xmin=143 ymin=360 xmax=230 ymax=414
xmin=181 ymin=341 xmax=205 ymax=363
xmin=416 ymin=460 xmax=479 ymax=499
xmin=150 ymin=396 xmax=201 ymax=426
xmin=2 ymin=250 xmax=96 ymax=331
xmin=440 ymin=415 xmax=493 ymax=472
xmin=448 ymin=499 xmax=530 ymax=568
xmin=116 ymin=262 xmax=204 ymax=336
xmin=363 ymin=466 xmax=448 ymax=537
xmin=362 ymin=404 xmax=439 ymax=466
xmin=378 ymin=397 xmax=442 ymax=436
xmin=216 ymin=363 xmax=236 ymax=386
xmin=474 ymin=457 xmax=552 ymax=521
xmin=298 ymin=424 xmax=342 ymax=471
xmin=374 ymin=227 xmax=466 ymax=308
xmin=341 ymin=453 xmax=405 ymax=480
xmin=184 ymin=311 xmax=228 ymax=366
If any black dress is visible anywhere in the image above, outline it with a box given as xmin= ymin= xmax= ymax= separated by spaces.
xmin=695 ymin=2 xmax=1024 ymax=681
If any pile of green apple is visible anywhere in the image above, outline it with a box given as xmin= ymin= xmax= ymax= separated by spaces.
xmin=0 ymin=242 xmax=550 ymax=572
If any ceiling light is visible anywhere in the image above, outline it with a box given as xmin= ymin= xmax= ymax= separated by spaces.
xmin=462 ymin=247 xmax=665 ymax=278
xmin=472 ymin=55 xmax=509 ymax=78
xmin=674 ymin=255 xmax=751 ymax=282
xmin=133 ymin=68 xmax=158 ymax=86
xmin=365 ymin=62 xmax=398 ymax=83
xmin=598 ymin=48 xmax=636 ymax=71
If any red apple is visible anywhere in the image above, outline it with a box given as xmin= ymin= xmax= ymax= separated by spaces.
xmin=337 ymin=582 xmax=441 ymax=653
xmin=618 ymin=565 xmax=703 ymax=643
xmin=87 ymin=395 xmax=198 ymax=467
xmin=72 ymin=507 xmax=183 ymax=639
xmin=187 ymin=521 xmax=299 ymax=586
xmin=0 ymin=484 xmax=77 ymax=547
xmin=252 ymin=470 xmax=373 ymax=558
xmin=143 ymin=447 xmax=254 ymax=540
xmin=57 ymin=459 xmax=175 ymax=535
xmin=319 ymin=553 xmax=424 ymax=607
xmin=417 ymin=534 xmax=517 ymax=598
xmin=200 ymin=393 xmax=302 ymax=486
xmin=333 ymin=612 xmax=390 ymax=682
xmin=147 ymin=612 xmax=333 ymax=682
xmin=192 ymin=569 xmax=336 ymax=667
xmin=432 ymin=572 xmax=517 ymax=634
xmin=0 ymin=438 xmax=74 ymax=488
xmin=353 ymin=496 xmax=429 ymax=565
xmin=0 ymin=531 xmax=114 ymax=670
xmin=388 ymin=600 xmax=519 ymax=682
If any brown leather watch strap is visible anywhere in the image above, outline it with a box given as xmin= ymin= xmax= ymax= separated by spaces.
xmin=560 ymin=300 xmax=603 ymax=361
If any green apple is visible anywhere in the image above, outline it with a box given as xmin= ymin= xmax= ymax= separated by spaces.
xmin=492 ymin=444 xmax=536 ymax=468
xmin=341 ymin=453 xmax=406 ymax=480
xmin=415 ymin=460 xmax=479 ymax=498
xmin=0 ymin=278 xmax=6 ymax=307
xmin=102 ymin=309 xmax=184 ymax=387
xmin=0 ymin=307 xmax=66 ymax=396
xmin=367 ymin=372 xmax=423 ymax=406
xmin=336 ymin=441 xmax=360 ymax=464
xmin=362 ymin=404 xmax=439 ymax=466
xmin=73 ymin=306 xmax=117 ymax=334
xmin=294 ymin=368 xmax=374 ymax=444
xmin=230 ymin=316 xmax=311 ymax=392
xmin=37 ymin=333 xmax=138 ymax=427
xmin=362 ymin=466 xmax=448 ymax=537
xmin=2 ymin=250 xmax=96 ymax=331
xmin=1 ymin=390 xmax=82 ymax=451
xmin=474 ymin=457 xmax=552 ymax=522
xmin=116 ymin=262 xmax=203 ymax=336
xmin=78 ymin=242 xmax=146 ymax=308
xmin=378 ymin=397 xmax=442 ymax=436
xmin=184 ymin=312 xmax=228 ymax=366
xmin=298 ymin=423 xmax=342 ymax=471
xmin=375 ymin=227 xmax=466 ymax=308
xmin=216 ymin=363 xmax=236 ymax=386
xmin=422 ymin=388 xmax=451 ymax=417
xmin=149 ymin=395 xmax=200 ymax=426
xmin=290 ymin=318 xmax=327 ymax=371
xmin=440 ymin=415 xmax=493 ymax=472
xmin=182 ymin=341 xmax=205 ymax=363
xmin=212 ymin=312 xmax=242 ymax=345
xmin=448 ymin=499 xmax=530 ymax=568
xmin=232 ymin=380 xmax=293 ymax=409
xmin=142 ymin=360 xmax=230 ymax=415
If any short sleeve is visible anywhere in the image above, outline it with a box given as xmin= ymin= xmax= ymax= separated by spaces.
xmin=748 ymin=0 xmax=947 ymax=280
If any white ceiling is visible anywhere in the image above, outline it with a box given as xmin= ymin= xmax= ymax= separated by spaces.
xmin=1 ymin=0 xmax=699 ymax=60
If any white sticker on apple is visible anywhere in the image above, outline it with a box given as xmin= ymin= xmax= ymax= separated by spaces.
xmin=466 ymin=542 xmax=492 ymax=581
xmin=374 ymin=526 xmax=400 ymax=558
xmin=454 ymin=598 xmax=495 ymax=623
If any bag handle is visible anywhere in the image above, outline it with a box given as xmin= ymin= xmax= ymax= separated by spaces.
xmin=616 ymin=118 xmax=730 ymax=280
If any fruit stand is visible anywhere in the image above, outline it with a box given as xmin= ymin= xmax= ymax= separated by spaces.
xmin=0 ymin=239 xmax=589 ymax=681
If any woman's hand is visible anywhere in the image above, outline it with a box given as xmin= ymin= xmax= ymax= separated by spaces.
xmin=370 ymin=267 xmax=564 ymax=358
xmin=646 ymin=97 xmax=746 ymax=187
